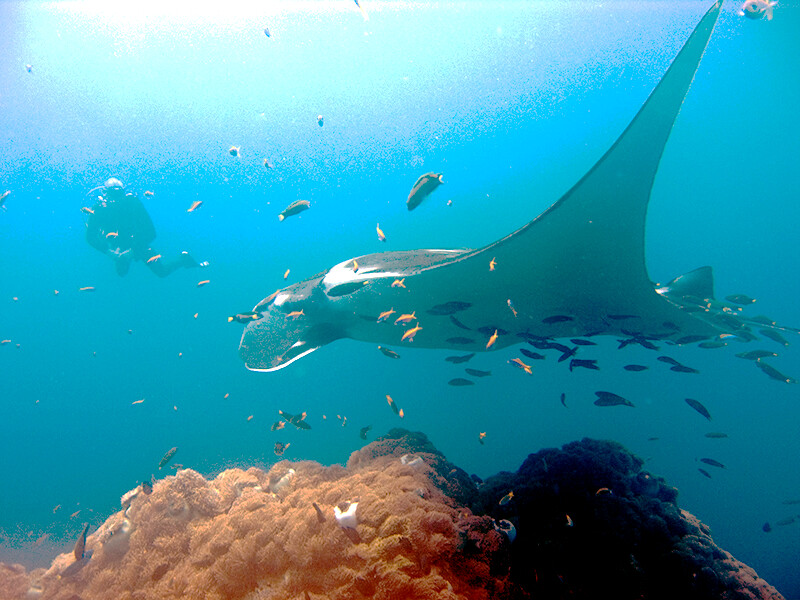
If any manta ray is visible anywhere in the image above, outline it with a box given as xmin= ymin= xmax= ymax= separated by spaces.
xmin=238 ymin=1 xmax=791 ymax=372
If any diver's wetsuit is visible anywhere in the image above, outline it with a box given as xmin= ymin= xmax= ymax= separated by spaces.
xmin=85 ymin=190 xmax=200 ymax=277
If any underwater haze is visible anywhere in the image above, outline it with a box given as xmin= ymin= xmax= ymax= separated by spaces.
xmin=1 ymin=0 xmax=799 ymax=597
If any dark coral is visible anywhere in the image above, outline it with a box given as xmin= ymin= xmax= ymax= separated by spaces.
xmin=0 ymin=433 xmax=783 ymax=600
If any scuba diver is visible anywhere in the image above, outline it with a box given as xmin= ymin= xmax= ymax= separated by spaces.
xmin=84 ymin=178 xmax=208 ymax=277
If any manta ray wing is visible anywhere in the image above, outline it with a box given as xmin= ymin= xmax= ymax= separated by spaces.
xmin=240 ymin=1 xmax=725 ymax=371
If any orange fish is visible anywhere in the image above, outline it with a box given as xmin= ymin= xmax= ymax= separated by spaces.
xmin=377 ymin=308 xmax=395 ymax=323
xmin=394 ymin=311 xmax=416 ymax=325
xmin=106 ymin=231 xmax=118 ymax=238
xmin=146 ymin=254 xmax=161 ymax=263
xmin=401 ymin=324 xmax=422 ymax=342
xmin=193 ymin=313 xmax=198 ymax=319
xmin=489 ymin=257 xmax=497 ymax=271
xmin=53 ymin=504 xmax=61 ymax=514
xmin=80 ymin=207 xmax=94 ymax=214
xmin=144 ymin=190 xmax=154 ymax=197
xmin=486 ymin=329 xmax=498 ymax=349
xmin=54 ymin=290 xmax=59 ymax=295
xmin=197 ymin=280 xmax=210 ymax=287
xmin=391 ymin=278 xmax=406 ymax=288
xmin=386 ymin=394 xmax=398 ymax=414
xmin=507 ymin=299 xmax=518 ymax=318
xmin=479 ymin=432 xmax=487 ymax=445
xmin=79 ymin=286 xmax=95 ymax=292
xmin=509 ymin=357 xmax=532 ymax=374
xmin=352 ymin=259 xmax=359 ymax=272
xmin=132 ymin=399 xmax=145 ymax=405
xmin=247 ymin=415 xmax=253 ymax=421
xmin=376 ymin=223 xmax=386 ymax=242
xmin=283 ymin=269 xmax=290 ymax=280
xmin=1 ymin=340 xmax=10 ymax=345
xmin=70 ymin=510 xmax=81 ymax=518
xmin=286 ymin=309 xmax=304 ymax=320
xmin=223 ymin=393 xmax=229 ymax=399
xmin=187 ymin=200 xmax=203 ymax=213
xmin=398 ymin=408 xmax=404 ymax=418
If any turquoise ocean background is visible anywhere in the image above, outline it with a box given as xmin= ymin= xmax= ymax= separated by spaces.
xmin=1 ymin=0 xmax=798 ymax=596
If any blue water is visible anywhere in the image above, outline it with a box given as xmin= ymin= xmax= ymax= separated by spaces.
xmin=1 ymin=0 xmax=798 ymax=596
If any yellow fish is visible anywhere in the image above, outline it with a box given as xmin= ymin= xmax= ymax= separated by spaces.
xmin=486 ymin=329 xmax=498 ymax=349
xmin=401 ymin=324 xmax=422 ymax=342
xmin=394 ymin=311 xmax=416 ymax=325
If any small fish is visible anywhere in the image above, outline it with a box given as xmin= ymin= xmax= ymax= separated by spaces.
xmin=479 ymin=432 xmax=486 ymax=445
xmin=228 ymin=312 xmax=259 ymax=323
xmin=595 ymin=487 xmax=612 ymax=496
xmin=698 ymin=341 xmax=727 ymax=349
xmin=685 ymin=398 xmax=712 ymax=420
xmin=498 ymin=491 xmax=514 ymax=506
xmin=25 ymin=64 xmax=32 ymax=73
xmin=271 ymin=421 xmax=285 ymax=431
xmin=53 ymin=504 xmax=61 ymax=513
xmin=594 ymin=391 xmax=634 ymax=408
xmin=560 ymin=393 xmax=567 ymax=408
xmin=762 ymin=522 xmax=772 ymax=533
xmin=448 ymin=378 xmax=474 ymax=387
xmin=263 ymin=158 xmax=274 ymax=169
xmin=670 ymin=365 xmax=699 ymax=374
xmin=377 ymin=308 xmax=396 ymax=323
xmin=141 ymin=481 xmax=153 ymax=495
xmin=570 ymin=338 xmax=597 ymax=346
xmin=197 ymin=280 xmax=210 ymax=287
xmin=407 ymin=172 xmax=444 ymax=211
xmin=376 ymin=223 xmax=386 ymax=242
xmin=489 ymin=257 xmax=497 ymax=271
xmin=427 ymin=301 xmax=471 ymax=316
xmin=675 ymin=335 xmax=709 ymax=345
xmin=143 ymin=254 xmax=161 ymax=264
xmin=447 ymin=316 xmax=471 ymax=331
xmin=377 ymin=346 xmax=400 ymax=359
xmin=623 ymin=364 xmax=648 ymax=371
xmin=229 ymin=146 xmax=241 ymax=157
xmin=557 ymin=346 xmax=578 ymax=363
xmin=187 ymin=200 xmax=203 ymax=212
xmin=401 ymin=324 xmax=422 ymax=342
xmin=755 ymin=360 xmax=797 ymax=384
xmin=775 ymin=516 xmax=796 ymax=527
xmin=278 ymin=199 xmax=311 ymax=221
xmin=391 ymin=278 xmax=406 ymax=288
xmin=0 ymin=190 xmax=9 ymax=209
xmin=286 ymin=309 xmax=305 ymax=320
xmin=759 ymin=329 xmax=789 ymax=347
xmin=445 ymin=353 xmax=475 ymax=364
xmin=158 ymin=447 xmax=178 ymax=469
xmin=352 ymin=259 xmax=359 ymax=272
xmin=279 ymin=409 xmax=311 ymax=429
xmin=74 ymin=523 xmax=89 ymax=560
xmin=394 ymin=312 xmax=416 ymax=325
xmin=354 ymin=0 xmax=369 ymax=21
xmin=507 ymin=299 xmax=518 ymax=318
xmin=508 ymin=358 xmax=532 ymax=375
xmin=283 ymin=269 xmax=290 ymax=280
xmin=698 ymin=468 xmax=712 ymax=479
xmin=657 ymin=356 xmax=681 ymax=366
xmin=263 ymin=27 xmax=271 ymax=37
xmin=80 ymin=206 xmax=94 ymax=214
xmin=274 ymin=442 xmax=290 ymax=456
xmin=144 ymin=190 xmax=154 ymax=197
xmin=317 ymin=115 xmax=324 ymax=127
xmin=312 ymin=502 xmax=325 ymax=523
xmin=79 ymin=286 xmax=95 ymax=292
xmin=725 ymin=294 xmax=756 ymax=305
xmin=569 ymin=358 xmax=598 ymax=372
xmin=736 ymin=350 xmax=778 ymax=360
xmin=700 ymin=458 xmax=726 ymax=469
xmin=131 ymin=399 xmax=144 ymax=405
xmin=542 ymin=315 xmax=573 ymax=324
xmin=520 ymin=348 xmax=546 ymax=360
xmin=359 ymin=425 xmax=372 ymax=440
xmin=565 ymin=514 xmax=574 ymax=527
xmin=704 ymin=432 xmax=728 ymax=439
xmin=386 ymin=394 xmax=401 ymax=415
xmin=105 ymin=231 xmax=118 ymax=238
xmin=465 ymin=368 xmax=492 ymax=377
xmin=485 ymin=329 xmax=498 ymax=350
xmin=327 ymin=280 xmax=370 ymax=297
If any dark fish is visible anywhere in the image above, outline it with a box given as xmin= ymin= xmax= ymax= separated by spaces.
xmin=685 ymin=398 xmax=712 ymax=420
xmin=312 ymin=502 xmax=326 ymax=523
xmin=228 ymin=311 xmax=259 ymax=323
xmin=465 ymin=368 xmax=491 ymax=377
xmin=542 ymin=315 xmax=573 ymax=324
xmin=704 ymin=432 xmax=728 ymax=439
xmin=570 ymin=338 xmax=597 ymax=346
xmin=698 ymin=468 xmax=712 ymax=479
xmin=736 ymin=350 xmax=778 ymax=360
xmin=548 ymin=341 xmax=571 ymax=354
xmin=569 ymin=358 xmax=599 ymax=372
xmin=671 ymin=364 xmax=699 ymax=374
xmin=623 ymin=364 xmax=648 ymax=371
xmin=698 ymin=341 xmax=727 ymax=349
xmin=448 ymin=378 xmax=474 ymax=386
xmin=762 ymin=522 xmax=772 ymax=533
xmin=274 ymin=442 xmax=290 ymax=456
xmin=775 ymin=516 xmax=796 ymax=527
xmin=662 ymin=321 xmax=680 ymax=330
xmin=427 ymin=301 xmax=471 ymax=316
xmin=674 ymin=335 xmax=709 ymax=345
xmin=327 ymin=280 xmax=369 ymax=297
xmin=657 ymin=356 xmax=681 ymax=366
xmin=755 ymin=360 xmax=797 ymax=384
xmin=725 ymin=294 xmax=756 ymax=305
xmin=700 ymin=458 xmax=725 ymax=469
xmin=377 ymin=346 xmax=400 ymax=359
xmin=557 ymin=346 xmax=578 ymax=362
xmin=606 ymin=314 xmax=639 ymax=320
xmin=279 ymin=409 xmax=312 ymax=429
xmin=520 ymin=348 xmax=546 ymax=360
xmin=446 ymin=337 xmax=474 ymax=345
xmin=407 ymin=172 xmax=444 ymax=211
xmin=594 ymin=391 xmax=634 ymax=407
xmin=449 ymin=315 xmax=471 ymax=330
xmin=560 ymin=393 xmax=567 ymax=408
xmin=278 ymin=199 xmax=311 ymax=221
xmin=158 ymin=447 xmax=178 ymax=469
xmin=445 ymin=353 xmax=475 ymax=364
xmin=750 ymin=315 xmax=776 ymax=326
xmin=759 ymin=329 xmax=790 ymax=347
xmin=359 ymin=426 xmax=372 ymax=440
xmin=141 ymin=480 xmax=153 ymax=494
xmin=74 ymin=523 xmax=89 ymax=560
xmin=782 ymin=499 xmax=800 ymax=506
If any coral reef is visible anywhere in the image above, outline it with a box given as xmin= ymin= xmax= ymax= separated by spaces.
xmin=0 ymin=432 xmax=783 ymax=600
